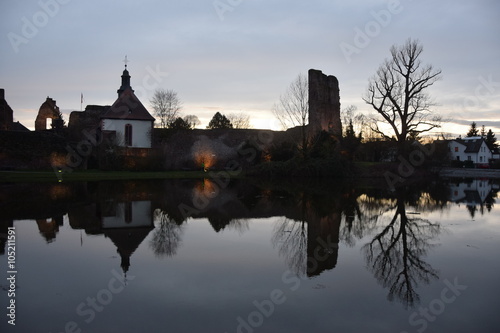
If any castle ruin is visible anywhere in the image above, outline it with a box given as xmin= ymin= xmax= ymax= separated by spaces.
xmin=308 ymin=69 xmax=342 ymax=137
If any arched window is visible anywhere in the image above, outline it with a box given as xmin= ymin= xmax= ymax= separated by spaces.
xmin=125 ymin=124 xmax=132 ymax=146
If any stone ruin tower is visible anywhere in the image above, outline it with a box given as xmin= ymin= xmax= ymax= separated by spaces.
xmin=35 ymin=97 xmax=64 ymax=131
xmin=308 ymin=69 xmax=342 ymax=137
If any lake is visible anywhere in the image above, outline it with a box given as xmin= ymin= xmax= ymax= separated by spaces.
xmin=1 ymin=177 xmax=499 ymax=333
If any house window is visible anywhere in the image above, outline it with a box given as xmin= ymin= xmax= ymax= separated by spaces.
xmin=454 ymin=147 xmax=459 ymax=152
xmin=480 ymin=156 xmax=483 ymax=162
xmin=125 ymin=124 xmax=132 ymax=146
xmin=468 ymin=156 xmax=472 ymax=161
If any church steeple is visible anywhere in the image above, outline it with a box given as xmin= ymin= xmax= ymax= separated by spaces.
xmin=117 ymin=56 xmax=134 ymax=97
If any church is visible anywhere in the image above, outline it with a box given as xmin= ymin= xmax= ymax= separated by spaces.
xmin=101 ymin=63 xmax=155 ymax=148
xmin=68 ymin=62 xmax=155 ymax=149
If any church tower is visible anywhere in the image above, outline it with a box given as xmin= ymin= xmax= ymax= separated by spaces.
xmin=117 ymin=56 xmax=134 ymax=97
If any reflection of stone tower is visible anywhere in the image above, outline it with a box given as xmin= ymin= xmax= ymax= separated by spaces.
xmin=306 ymin=206 xmax=341 ymax=277
xmin=308 ymin=69 xmax=342 ymax=137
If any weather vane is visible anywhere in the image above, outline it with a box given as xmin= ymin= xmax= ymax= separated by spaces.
xmin=123 ymin=55 xmax=129 ymax=68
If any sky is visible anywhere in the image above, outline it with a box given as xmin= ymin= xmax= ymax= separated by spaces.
xmin=1 ymin=0 xmax=499 ymax=136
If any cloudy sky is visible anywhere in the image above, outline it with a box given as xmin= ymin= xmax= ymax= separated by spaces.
xmin=1 ymin=0 xmax=499 ymax=135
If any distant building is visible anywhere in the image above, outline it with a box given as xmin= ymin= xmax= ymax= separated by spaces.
xmin=0 ymin=89 xmax=14 ymax=131
xmin=11 ymin=121 xmax=29 ymax=132
xmin=100 ymin=65 xmax=155 ymax=148
xmin=68 ymin=63 xmax=155 ymax=149
xmin=448 ymin=137 xmax=492 ymax=167
xmin=492 ymin=148 xmax=500 ymax=161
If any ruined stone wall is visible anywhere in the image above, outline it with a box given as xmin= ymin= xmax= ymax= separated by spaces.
xmin=158 ymin=128 xmax=301 ymax=170
xmin=0 ymin=89 xmax=14 ymax=131
xmin=308 ymin=69 xmax=342 ymax=137
xmin=35 ymin=97 xmax=62 ymax=131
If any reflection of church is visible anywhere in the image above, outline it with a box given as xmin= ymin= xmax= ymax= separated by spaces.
xmin=66 ymin=183 xmax=155 ymax=273
xmin=101 ymin=200 xmax=154 ymax=273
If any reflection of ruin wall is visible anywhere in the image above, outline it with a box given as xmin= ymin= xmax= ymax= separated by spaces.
xmin=308 ymin=69 xmax=342 ymax=137
xmin=306 ymin=210 xmax=341 ymax=277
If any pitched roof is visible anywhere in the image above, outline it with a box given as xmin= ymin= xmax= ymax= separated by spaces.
xmin=101 ymin=87 xmax=155 ymax=121
xmin=454 ymin=138 xmax=487 ymax=153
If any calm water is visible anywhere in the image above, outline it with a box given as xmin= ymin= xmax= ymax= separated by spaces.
xmin=0 ymin=178 xmax=499 ymax=333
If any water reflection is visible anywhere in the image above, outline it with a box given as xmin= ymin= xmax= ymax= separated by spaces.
xmin=0 ymin=177 xmax=498 ymax=310
xmin=150 ymin=211 xmax=184 ymax=258
xmin=449 ymin=179 xmax=499 ymax=218
xmin=361 ymin=188 xmax=441 ymax=309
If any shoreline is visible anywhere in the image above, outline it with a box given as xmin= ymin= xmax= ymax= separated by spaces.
xmin=438 ymin=167 xmax=500 ymax=179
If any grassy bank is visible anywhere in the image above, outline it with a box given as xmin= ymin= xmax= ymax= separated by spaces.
xmin=0 ymin=170 xmax=239 ymax=183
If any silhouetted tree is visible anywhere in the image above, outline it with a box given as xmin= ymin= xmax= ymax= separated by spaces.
xmin=342 ymin=120 xmax=362 ymax=159
xmin=273 ymin=73 xmax=309 ymax=157
xmin=169 ymin=117 xmax=191 ymax=130
xmin=183 ymin=115 xmax=201 ymax=129
xmin=363 ymin=39 xmax=442 ymax=155
xmin=150 ymin=89 xmax=182 ymax=128
xmin=480 ymin=125 xmax=487 ymax=137
xmin=486 ymin=129 xmax=498 ymax=150
xmin=228 ymin=112 xmax=251 ymax=129
xmin=466 ymin=122 xmax=479 ymax=137
xmin=207 ymin=112 xmax=233 ymax=129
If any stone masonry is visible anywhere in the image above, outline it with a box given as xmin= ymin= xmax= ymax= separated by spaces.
xmin=308 ymin=69 xmax=342 ymax=137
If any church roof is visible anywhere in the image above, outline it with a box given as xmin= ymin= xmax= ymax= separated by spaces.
xmin=101 ymin=87 xmax=155 ymax=121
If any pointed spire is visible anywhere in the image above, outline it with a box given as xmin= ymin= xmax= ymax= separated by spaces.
xmin=117 ymin=56 xmax=134 ymax=97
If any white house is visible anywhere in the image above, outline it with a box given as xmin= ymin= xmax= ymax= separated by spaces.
xmin=448 ymin=136 xmax=492 ymax=167
xmin=101 ymin=65 xmax=155 ymax=148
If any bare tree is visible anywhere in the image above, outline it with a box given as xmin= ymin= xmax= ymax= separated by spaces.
xmin=150 ymin=88 xmax=182 ymax=128
xmin=273 ymin=73 xmax=308 ymax=130
xmin=363 ymin=39 xmax=442 ymax=154
xmin=183 ymin=115 xmax=201 ymax=129
xmin=273 ymin=73 xmax=309 ymax=155
xmin=227 ymin=112 xmax=251 ymax=129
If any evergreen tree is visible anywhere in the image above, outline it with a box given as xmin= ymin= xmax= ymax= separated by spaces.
xmin=207 ymin=112 xmax=233 ymax=129
xmin=485 ymin=129 xmax=498 ymax=150
xmin=466 ymin=122 xmax=479 ymax=137
xmin=480 ymin=125 xmax=486 ymax=137
xmin=169 ymin=117 xmax=191 ymax=130
xmin=342 ymin=120 xmax=362 ymax=159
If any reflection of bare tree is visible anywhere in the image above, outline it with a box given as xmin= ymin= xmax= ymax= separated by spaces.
xmin=226 ymin=218 xmax=250 ymax=235
xmin=150 ymin=210 xmax=184 ymax=258
xmin=272 ymin=217 xmax=307 ymax=275
xmin=363 ymin=194 xmax=440 ymax=309
xmin=340 ymin=193 xmax=393 ymax=247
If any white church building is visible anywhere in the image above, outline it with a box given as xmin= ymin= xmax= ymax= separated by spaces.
xmin=101 ymin=64 xmax=155 ymax=148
